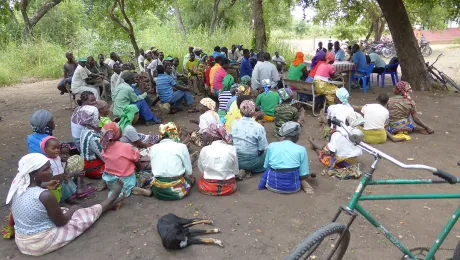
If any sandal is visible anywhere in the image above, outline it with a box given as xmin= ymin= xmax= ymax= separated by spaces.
xmin=188 ymin=108 xmax=200 ymax=113
xmin=76 ymin=186 xmax=97 ymax=198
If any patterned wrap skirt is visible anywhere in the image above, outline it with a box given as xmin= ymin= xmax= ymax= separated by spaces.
xmin=151 ymin=175 xmax=195 ymax=201
xmin=198 ymin=177 xmax=237 ymax=196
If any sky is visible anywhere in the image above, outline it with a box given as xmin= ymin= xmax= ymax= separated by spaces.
xmin=291 ymin=5 xmax=316 ymax=21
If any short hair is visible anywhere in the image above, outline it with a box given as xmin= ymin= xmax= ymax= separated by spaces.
xmin=188 ymin=46 xmax=194 ymax=52
xmin=243 ymin=49 xmax=250 ymax=55
xmin=237 ymin=95 xmax=252 ymax=108
xmin=214 ymin=46 xmax=221 ymax=52
xmin=121 ymin=71 xmax=136 ymax=82
xmin=87 ymin=56 xmax=94 ymax=62
xmin=98 ymin=54 xmax=104 ymax=59
xmin=157 ymin=65 xmax=165 ymax=74
xmin=263 ymin=52 xmax=271 ymax=61
xmin=377 ymin=93 xmax=390 ymax=105
xmin=222 ymin=58 xmax=230 ymax=66
xmin=110 ymin=52 xmax=117 ymax=59
xmin=215 ymin=55 xmax=224 ymax=63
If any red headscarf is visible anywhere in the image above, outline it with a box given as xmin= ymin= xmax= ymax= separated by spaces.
xmin=292 ymin=52 xmax=305 ymax=67
xmin=396 ymin=81 xmax=414 ymax=105
xmin=325 ymin=52 xmax=335 ymax=64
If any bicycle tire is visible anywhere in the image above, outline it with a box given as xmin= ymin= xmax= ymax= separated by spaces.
xmin=440 ymin=72 xmax=460 ymax=92
xmin=422 ymin=46 xmax=432 ymax=57
xmin=285 ymin=223 xmax=350 ymax=260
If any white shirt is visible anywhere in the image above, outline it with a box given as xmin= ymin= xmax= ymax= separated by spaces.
xmin=49 ymin=156 xmax=64 ymax=176
xmin=138 ymin=55 xmax=145 ymax=72
xmin=328 ymin=129 xmax=362 ymax=159
xmin=147 ymin=59 xmax=163 ymax=76
xmin=361 ymin=104 xmax=389 ymax=130
xmin=251 ymin=61 xmax=280 ymax=90
xmin=198 ymin=140 xmax=239 ymax=180
xmin=228 ymin=50 xmax=242 ymax=61
xmin=327 ymin=104 xmax=354 ymax=128
xmin=71 ymin=64 xmax=91 ymax=89
xmin=107 ymin=59 xmax=116 ymax=69
xmin=272 ymin=55 xmax=285 ymax=64
xmin=110 ymin=72 xmax=119 ymax=95
xmin=149 ymin=139 xmax=193 ymax=178
xmin=199 ymin=111 xmax=220 ymax=134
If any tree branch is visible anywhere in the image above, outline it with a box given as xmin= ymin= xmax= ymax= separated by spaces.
xmin=217 ymin=0 xmax=237 ymax=24
xmin=109 ymin=0 xmax=129 ymax=34
xmin=19 ymin=0 xmax=30 ymax=27
xmin=28 ymin=0 xmax=63 ymax=27
xmin=118 ymin=0 xmax=134 ymax=34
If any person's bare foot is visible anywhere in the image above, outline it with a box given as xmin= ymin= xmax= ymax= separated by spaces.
xmin=132 ymin=187 xmax=152 ymax=197
xmin=96 ymin=180 xmax=107 ymax=192
xmin=110 ymin=191 xmax=126 ymax=210
xmin=301 ymin=180 xmax=314 ymax=194
xmin=108 ymin=179 xmax=124 ymax=201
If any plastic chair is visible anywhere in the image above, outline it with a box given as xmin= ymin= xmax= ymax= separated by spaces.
xmin=376 ymin=62 xmax=399 ymax=88
xmin=350 ymin=64 xmax=375 ymax=94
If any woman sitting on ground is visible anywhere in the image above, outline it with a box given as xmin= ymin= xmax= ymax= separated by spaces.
xmin=320 ymin=87 xmax=354 ymax=139
xmin=7 ymin=153 xmax=125 ymax=257
xmin=119 ymin=104 xmax=160 ymax=151
xmin=71 ymin=91 xmax=97 ymax=149
xmin=387 ymin=81 xmax=434 ymax=137
xmin=198 ymin=124 xmax=238 ymax=196
xmin=224 ymin=95 xmax=252 ymax=133
xmin=27 ymin=109 xmax=56 ymax=155
xmin=259 ymin=121 xmax=315 ymax=194
xmin=287 ymin=52 xmax=308 ymax=81
xmin=255 ymin=79 xmax=280 ymax=122
xmin=313 ymin=52 xmax=341 ymax=105
xmin=189 ymin=98 xmax=220 ymax=147
xmin=274 ymin=88 xmax=305 ymax=136
xmin=101 ymin=122 xmax=152 ymax=197
xmin=213 ymin=58 xmax=231 ymax=96
xmin=149 ymin=122 xmax=197 ymax=200
xmin=79 ymin=105 xmax=105 ymax=179
xmin=230 ymin=100 xmax=269 ymax=179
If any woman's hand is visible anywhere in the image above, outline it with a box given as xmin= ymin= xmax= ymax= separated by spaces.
xmin=47 ymin=180 xmax=60 ymax=190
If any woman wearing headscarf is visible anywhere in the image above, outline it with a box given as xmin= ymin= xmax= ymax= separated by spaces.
xmin=7 ymin=153 xmax=125 ymax=256
xmin=226 ymin=77 xmax=252 ymax=112
xmin=71 ymin=91 xmax=97 ymax=149
xmin=259 ymin=121 xmax=314 ymax=194
xmin=313 ymin=52 xmax=340 ymax=105
xmin=79 ymin=105 xmax=104 ymax=179
xmin=189 ymin=98 xmax=220 ymax=147
xmin=198 ymin=123 xmax=237 ymax=196
xmin=149 ymin=122 xmax=196 ymax=200
xmin=387 ymin=81 xmax=434 ymax=135
xmin=287 ymin=52 xmax=308 ymax=81
xmin=230 ymin=100 xmax=269 ymax=179
xmin=101 ymin=122 xmax=152 ymax=197
xmin=27 ymin=109 xmax=55 ymax=155
xmin=305 ymin=50 xmax=326 ymax=83
xmin=224 ymin=95 xmax=252 ymax=133
xmin=274 ymin=88 xmax=305 ymax=136
xmin=320 ymin=87 xmax=354 ymax=139
xmin=255 ymin=79 xmax=280 ymax=122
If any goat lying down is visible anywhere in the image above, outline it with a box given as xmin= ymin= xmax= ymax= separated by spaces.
xmin=157 ymin=213 xmax=224 ymax=249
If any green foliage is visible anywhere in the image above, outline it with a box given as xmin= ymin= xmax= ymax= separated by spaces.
xmin=331 ymin=23 xmax=367 ymax=41
xmin=453 ymin=37 xmax=460 ymax=44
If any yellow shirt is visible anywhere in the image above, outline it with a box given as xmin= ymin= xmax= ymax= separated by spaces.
xmin=209 ymin=63 xmax=221 ymax=91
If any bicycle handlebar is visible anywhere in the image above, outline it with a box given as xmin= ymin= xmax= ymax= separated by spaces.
xmin=331 ymin=117 xmax=456 ymax=183
xmin=431 ymin=53 xmax=443 ymax=67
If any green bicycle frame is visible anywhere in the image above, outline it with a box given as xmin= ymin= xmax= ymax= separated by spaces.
xmin=343 ymin=162 xmax=460 ymax=260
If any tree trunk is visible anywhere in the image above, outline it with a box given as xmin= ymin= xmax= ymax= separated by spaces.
xmin=376 ymin=0 xmax=432 ymax=91
xmin=253 ymin=0 xmax=267 ymax=50
xmin=173 ymin=0 xmax=187 ymax=39
xmin=209 ymin=0 xmax=220 ymax=36
xmin=19 ymin=0 xmax=63 ymax=40
xmin=373 ymin=17 xmax=386 ymax=42
xmin=217 ymin=0 xmax=237 ymax=25
xmin=365 ymin=23 xmax=374 ymax=41
xmin=110 ymin=0 xmax=140 ymax=56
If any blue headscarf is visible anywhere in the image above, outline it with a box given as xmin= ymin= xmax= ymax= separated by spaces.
xmin=336 ymin=87 xmax=350 ymax=107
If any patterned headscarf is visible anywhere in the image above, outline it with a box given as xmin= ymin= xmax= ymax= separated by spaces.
xmin=222 ymin=74 xmax=235 ymax=91
xmin=237 ymin=85 xmax=251 ymax=96
xmin=207 ymin=56 xmax=215 ymax=66
xmin=65 ymin=155 xmax=84 ymax=173
xmin=279 ymin=88 xmax=294 ymax=102
xmin=200 ymin=98 xmax=216 ymax=111
xmin=280 ymin=121 xmax=301 ymax=137
xmin=96 ymin=100 xmax=108 ymax=110
xmin=240 ymin=100 xmax=255 ymax=117
xmin=159 ymin=122 xmax=180 ymax=142
xmin=292 ymin=52 xmax=304 ymax=67
xmin=40 ymin=136 xmax=58 ymax=155
xmin=347 ymin=111 xmax=365 ymax=127
xmin=203 ymin=123 xmax=231 ymax=144
xmin=100 ymin=122 xmax=122 ymax=150
xmin=118 ymin=104 xmax=139 ymax=133
xmin=30 ymin=109 xmax=53 ymax=135
xmin=311 ymin=50 xmax=326 ymax=70
xmin=240 ymin=75 xmax=251 ymax=86
xmin=325 ymin=52 xmax=335 ymax=64
xmin=336 ymin=87 xmax=350 ymax=107
xmin=78 ymin=105 xmax=100 ymax=128
xmin=395 ymin=81 xmax=414 ymax=104
xmin=261 ymin=79 xmax=272 ymax=94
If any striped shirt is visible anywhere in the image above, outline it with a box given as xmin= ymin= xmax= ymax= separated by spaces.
xmin=156 ymin=73 xmax=176 ymax=103
xmin=218 ymin=91 xmax=233 ymax=111
xmin=80 ymin=127 xmax=103 ymax=161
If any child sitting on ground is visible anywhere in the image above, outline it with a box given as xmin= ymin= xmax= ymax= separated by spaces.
xmin=97 ymin=100 xmax=112 ymax=128
xmin=255 ymin=79 xmax=280 ymax=122
xmin=189 ymin=98 xmax=220 ymax=147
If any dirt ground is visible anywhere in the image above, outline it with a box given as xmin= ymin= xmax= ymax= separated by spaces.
xmin=1 ymin=75 xmax=460 ymax=260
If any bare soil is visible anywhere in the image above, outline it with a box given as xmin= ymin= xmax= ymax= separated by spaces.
xmin=0 ymin=77 xmax=460 ymax=260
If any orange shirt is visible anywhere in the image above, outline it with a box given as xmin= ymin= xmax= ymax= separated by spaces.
xmin=102 ymin=141 xmax=139 ymax=177
xmin=209 ymin=63 xmax=221 ymax=91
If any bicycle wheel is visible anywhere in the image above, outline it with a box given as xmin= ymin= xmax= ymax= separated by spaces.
xmin=441 ymin=73 xmax=460 ymax=92
xmin=422 ymin=45 xmax=432 ymax=57
xmin=382 ymin=48 xmax=393 ymax=58
xmin=286 ymin=223 xmax=350 ymax=260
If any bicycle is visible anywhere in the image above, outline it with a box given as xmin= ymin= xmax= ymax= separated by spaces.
xmin=426 ymin=53 xmax=460 ymax=92
xmin=286 ymin=117 xmax=460 ymax=260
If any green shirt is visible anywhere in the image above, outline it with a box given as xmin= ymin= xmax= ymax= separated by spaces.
xmin=256 ymin=91 xmax=280 ymax=117
xmin=112 ymin=83 xmax=147 ymax=117
xmin=98 ymin=116 xmax=112 ymax=128
xmin=274 ymin=103 xmax=299 ymax=135
xmin=287 ymin=63 xmax=306 ymax=81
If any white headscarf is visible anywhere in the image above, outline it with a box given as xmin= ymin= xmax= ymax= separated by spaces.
xmin=6 ymin=153 xmax=49 ymax=204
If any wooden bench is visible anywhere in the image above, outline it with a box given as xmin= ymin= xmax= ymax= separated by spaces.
xmin=282 ymin=79 xmax=325 ymax=117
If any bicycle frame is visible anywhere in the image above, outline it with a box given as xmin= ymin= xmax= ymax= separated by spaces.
xmin=330 ymin=151 xmax=460 ymax=260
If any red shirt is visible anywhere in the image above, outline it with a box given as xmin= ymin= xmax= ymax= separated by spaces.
xmin=205 ymin=66 xmax=212 ymax=86
xmin=309 ymin=60 xmax=325 ymax=78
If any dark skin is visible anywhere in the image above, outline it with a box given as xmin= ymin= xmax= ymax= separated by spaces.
xmin=334 ymin=41 xmax=340 ymax=52
xmin=98 ymin=104 xmax=110 ymax=117
xmin=190 ymin=104 xmax=209 ymax=125
xmin=113 ymin=64 xmax=122 ymax=75
xmin=188 ymin=53 xmax=197 ymax=76
xmin=98 ymin=55 xmax=105 ymax=66
xmin=64 ymin=52 xmax=76 ymax=78
xmin=79 ymin=60 xmax=103 ymax=82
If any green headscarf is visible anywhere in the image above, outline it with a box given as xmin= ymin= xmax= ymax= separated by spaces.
xmin=240 ymin=75 xmax=251 ymax=86
xmin=118 ymin=104 xmax=139 ymax=133
xmin=222 ymin=74 xmax=234 ymax=91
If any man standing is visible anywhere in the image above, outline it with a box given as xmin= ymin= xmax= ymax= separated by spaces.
xmin=57 ymin=52 xmax=77 ymax=95
xmin=110 ymin=63 xmax=122 ymax=99
xmin=185 ymin=52 xmax=200 ymax=95
xmin=239 ymin=49 xmax=252 ymax=78
xmin=147 ymin=51 xmax=164 ymax=84
xmin=137 ymin=48 xmax=145 ymax=72
xmin=156 ymin=65 xmax=194 ymax=112
xmin=71 ymin=57 xmax=101 ymax=100
xmin=107 ymin=52 xmax=120 ymax=69
xmin=251 ymin=52 xmax=280 ymax=90
xmin=228 ymin=45 xmax=242 ymax=61
xmin=86 ymin=56 xmax=110 ymax=100
xmin=333 ymin=41 xmax=345 ymax=61
xmin=271 ymin=51 xmax=286 ymax=72
xmin=193 ymin=47 xmax=202 ymax=58
xmin=351 ymin=44 xmax=368 ymax=71
xmin=316 ymin=41 xmax=327 ymax=53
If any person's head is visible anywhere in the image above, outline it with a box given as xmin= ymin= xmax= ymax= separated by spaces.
xmin=318 ymin=41 xmax=323 ymax=48
xmin=214 ymin=46 xmax=221 ymax=52
xmin=139 ymin=48 xmax=145 ymax=56
xmin=113 ymin=63 xmax=122 ymax=75
xmin=77 ymin=57 xmax=86 ymax=66
xmin=193 ymin=47 xmax=202 ymax=57
xmin=393 ymin=81 xmax=413 ymax=103
xmin=215 ymin=55 xmax=223 ymax=65
xmin=278 ymin=88 xmax=294 ymax=103
xmin=159 ymin=122 xmax=180 ymax=142
xmin=240 ymin=75 xmax=251 ymax=87
xmin=377 ymin=93 xmax=390 ymax=106
xmin=40 ymin=136 xmax=60 ymax=159
xmin=87 ymin=56 xmax=95 ymax=67
xmin=275 ymin=51 xmax=279 ymax=57
xmin=189 ymin=52 xmax=196 ymax=62
xmin=98 ymin=54 xmax=105 ymax=65
xmin=19 ymin=154 xmax=53 ymax=188
xmin=325 ymin=52 xmax=335 ymax=64
xmin=60 ymin=143 xmax=71 ymax=163
xmin=79 ymin=105 xmax=100 ymax=129
xmin=231 ymin=45 xmax=236 ymax=51
xmin=346 ymin=45 xmax=352 ymax=54
xmin=263 ymin=52 xmax=271 ymax=62
xmin=30 ymin=109 xmax=54 ymax=134
xmin=257 ymin=51 xmax=265 ymax=62
xmin=243 ymin=49 xmax=250 ymax=58
xmin=100 ymin=122 xmax=122 ymax=150
xmin=202 ymin=123 xmax=231 ymax=146
xmin=172 ymin=57 xmax=180 ymax=67
xmin=158 ymin=52 xmax=164 ymax=61
xmin=79 ymin=91 xmax=97 ymax=106
xmin=279 ymin=121 xmax=301 ymax=143
xmin=188 ymin=46 xmax=194 ymax=53
xmin=164 ymin=64 xmax=173 ymax=75
xmin=334 ymin=41 xmax=340 ymax=51
xmin=335 ymin=87 xmax=350 ymax=105
xmin=222 ymin=58 xmax=230 ymax=69
xmin=327 ymin=42 xmax=333 ymax=51
xmin=120 ymin=71 xmax=137 ymax=85
xmin=119 ymin=104 xmax=140 ymax=133
xmin=65 ymin=52 xmax=74 ymax=62
xmin=199 ymin=98 xmax=216 ymax=113
xmin=240 ymin=100 xmax=256 ymax=117
xmin=96 ymin=100 xmax=110 ymax=117
xmin=145 ymin=51 xmax=152 ymax=60
xmin=110 ymin=52 xmax=117 ymax=60
xmin=351 ymin=43 xmax=360 ymax=53
xmin=157 ymin=65 xmax=165 ymax=75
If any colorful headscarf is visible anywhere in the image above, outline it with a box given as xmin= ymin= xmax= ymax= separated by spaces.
xmin=240 ymin=75 xmax=251 ymax=86
xmin=279 ymin=88 xmax=294 ymax=102
xmin=159 ymin=122 xmax=180 ymax=142
xmin=325 ymin=52 xmax=335 ymax=64
xmin=65 ymin=155 xmax=84 ymax=173
xmin=200 ymin=98 xmax=216 ymax=111
xmin=240 ymin=100 xmax=255 ymax=117
xmin=311 ymin=50 xmax=326 ymax=70
xmin=347 ymin=111 xmax=365 ymax=127
xmin=100 ymin=122 xmax=122 ymax=149
xmin=96 ymin=100 xmax=108 ymax=110
xmin=261 ymin=79 xmax=272 ymax=94
xmin=118 ymin=104 xmax=139 ymax=133
xmin=292 ymin=52 xmax=305 ymax=67
xmin=222 ymin=74 xmax=235 ymax=91
xmin=30 ymin=109 xmax=53 ymax=135
xmin=395 ymin=81 xmax=414 ymax=104
xmin=203 ymin=123 xmax=231 ymax=144
xmin=6 ymin=153 xmax=49 ymax=204
xmin=78 ymin=105 xmax=100 ymax=128
xmin=207 ymin=56 xmax=215 ymax=66
xmin=336 ymin=87 xmax=350 ymax=107
xmin=280 ymin=121 xmax=301 ymax=137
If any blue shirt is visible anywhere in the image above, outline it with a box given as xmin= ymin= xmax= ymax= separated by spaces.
xmin=353 ymin=50 xmax=368 ymax=71
xmin=210 ymin=51 xmax=225 ymax=59
xmin=263 ymin=140 xmax=309 ymax=176
xmin=334 ymin=48 xmax=345 ymax=61
xmin=156 ymin=73 xmax=176 ymax=103
xmin=27 ymin=133 xmax=48 ymax=155
xmin=239 ymin=57 xmax=253 ymax=78
xmin=230 ymin=117 xmax=268 ymax=155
